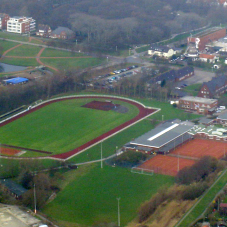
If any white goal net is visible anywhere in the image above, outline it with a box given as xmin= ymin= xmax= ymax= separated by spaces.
xmin=131 ymin=167 xmax=154 ymax=176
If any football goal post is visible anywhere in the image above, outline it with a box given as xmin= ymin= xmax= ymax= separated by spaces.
xmin=131 ymin=167 xmax=154 ymax=176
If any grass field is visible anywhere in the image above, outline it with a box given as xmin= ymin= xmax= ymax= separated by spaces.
xmin=0 ymin=40 xmax=18 ymax=53
xmin=5 ymin=44 xmax=42 ymax=57
xmin=43 ymin=163 xmax=174 ymax=226
xmin=0 ymin=31 xmax=29 ymax=42
xmin=0 ymin=98 xmax=139 ymax=156
xmin=41 ymin=48 xmax=85 ymax=57
xmin=41 ymin=57 xmax=104 ymax=70
xmin=1 ymin=57 xmax=39 ymax=67
xmin=183 ymin=83 xmax=202 ymax=96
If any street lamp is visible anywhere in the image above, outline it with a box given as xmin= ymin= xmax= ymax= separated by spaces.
xmin=101 ymin=141 xmax=103 ymax=169
xmin=117 ymin=198 xmax=121 ymax=227
xmin=107 ymin=56 xmax=109 ymax=62
xmin=76 ymin=39 xmax=78 ymax=45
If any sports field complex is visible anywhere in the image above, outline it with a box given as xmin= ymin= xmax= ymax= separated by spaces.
xmin=129 ymin=121 xmax=227 ymax=176
xmin=0 ymin=95 xmax=158 ymax=160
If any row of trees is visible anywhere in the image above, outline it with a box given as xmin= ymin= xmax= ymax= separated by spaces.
xmin=0 ymin=0 xmax=214 ymax=50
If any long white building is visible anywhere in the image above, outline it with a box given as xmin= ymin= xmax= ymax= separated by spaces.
xmin=7 ymin=16 xmax=36 ymax=34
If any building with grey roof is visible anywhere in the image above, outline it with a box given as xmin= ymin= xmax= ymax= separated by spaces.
xmin=125 ymin=120 xmax=194 ymax=154
xmin=0 ymin=179 xmax=27 ymax=199
xmin=147 ymin=66 xmax=194 ymax=85
xmin=198 ymin=75 xmax=227 ymax=98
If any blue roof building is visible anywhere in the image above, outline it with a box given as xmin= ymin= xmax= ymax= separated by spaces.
xmin=3 ymin=77 xmax=29 ymax=85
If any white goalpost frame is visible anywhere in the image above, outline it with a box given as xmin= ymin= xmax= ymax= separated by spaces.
xmin=131 ymin=167 xmax=154 ymax=176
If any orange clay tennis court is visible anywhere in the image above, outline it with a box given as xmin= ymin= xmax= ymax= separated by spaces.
xmin=139 ymin=155 xmax=196 ymax=176
xmin=171 ymin=139 xmax=226 ymax=159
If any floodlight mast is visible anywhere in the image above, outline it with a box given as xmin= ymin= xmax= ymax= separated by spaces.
xmin=117 ymin=197 xmax=121 ymax=227
xmin=101 ymin=141 xmax=103 ymax=169
xmin=34 ymin=184 xmax=37 ymax=214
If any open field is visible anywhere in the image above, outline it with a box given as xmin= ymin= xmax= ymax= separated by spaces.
xmin=138 ymin=155 xmax=196 ymax=176
xmin=1 ymin=57 xmax=39 ymax=67
xmin=41 ymin=57 xmax=104 ymax=70
xmin=41 ymin=48 xmax=84 ymax=57
xmin=171 ymin=139 xmax=227 ymax=159
xmin=43 ymin=163 xmax=174 ymax=226
xmin=0 ymin=31 xmax=29 ymax=42
xmin=5 ymin=44 xmax=42 ymax=57
xmin=0 ymin=97 xmax=140 ymax=157
xmin=133 ymin=98 xmax=201 ymax=121
xmin=0 ymin=40 xmax=18 ymax=52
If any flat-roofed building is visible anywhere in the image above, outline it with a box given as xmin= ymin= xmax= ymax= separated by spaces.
xmin=179 ymin=96 xmax=218 ymax=114
xmin=125 ymin=120 xmax=194 ymax=154
xmin=7 ymin=16 xmax=36 ymax=34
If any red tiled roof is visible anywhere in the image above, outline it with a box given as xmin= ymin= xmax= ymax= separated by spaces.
xmin=199 ymin=54 xmax=215 ymax=59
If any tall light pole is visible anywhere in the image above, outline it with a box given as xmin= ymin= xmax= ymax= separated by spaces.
xmin=34 ymin=184 xmax=37 ymax=214
xmin=117 ymin=198 xmax=121 ymax=227
xmin=101 ymin=141 xmax=103 ymax=169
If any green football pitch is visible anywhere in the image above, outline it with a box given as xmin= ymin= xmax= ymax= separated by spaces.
xmin=43 ymin=163 xmax=174 ymax=226
xmin=0 ymin=98 xmax=139 ymax=157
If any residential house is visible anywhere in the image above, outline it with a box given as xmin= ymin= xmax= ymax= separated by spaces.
xmin=147 ymin=66 xmax=194 ymax=85
xmin=7 ymin=16 xmax=36 ymax=34
xmin=199 ymin=54 xmax=219 ymax=63
xmin=198 ymin=75 xmax=227 ymax=98
xmin=36 ymin=24 xmax=52 ymax=38
xmin=0 ymin=13 xmax=10 ymax=29
xmin=178 ymin=96 xmax=218 ymax=114
xmin=50 ymin=26 xmax=75 ymax=40
xmin=148 ymin=45 xmax=176 ymax=58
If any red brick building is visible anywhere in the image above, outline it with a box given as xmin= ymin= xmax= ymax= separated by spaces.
xmin=179 ymin=96 xmax=218 ymax=114
xmin=187 ymin=28 xmax=226 ymax=51
xmin=0 ymin=13 xmax=10 ymax=29
xmin=50 ymin=26 xmax=75 ymax=40
xmin=198 ymin=75 xmax=227 ymax=98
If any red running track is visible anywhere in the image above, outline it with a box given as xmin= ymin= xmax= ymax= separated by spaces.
xmin=0 ymin=95 xmax=157 ymax=160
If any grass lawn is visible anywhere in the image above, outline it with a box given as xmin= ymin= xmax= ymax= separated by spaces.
xmin=72 ymin=118 xmax=157 ymax=163
xmin=134 ymin=98 xmax=201 ymax=121
xmin=43 ymin=163 xmax=174 ymax=226
xmin=0 ymin=31 xmax=29 ymax=42
xmin=183 ymin=84 xmax=202 ymax=96
xmin=0 ymin=98 xmax=139 ymax=156
xmin=177 ymin=169 xmax=227 ymax=227
xmin=136 ymin=45 xmax=150 ymax=53
xmin=41 ymin=57 xmax=104 ymax=70
xmin=1 ymin=57 xmax=39 ymax=67
xmin=0 ymin=40 xmax=18 ymax=53
xmin=41 ymin=48 xmax=85 ymax=57
xmin=5 ymin=44 xmax=42 ymax=57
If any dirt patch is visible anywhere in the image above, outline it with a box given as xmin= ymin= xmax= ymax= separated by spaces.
xmin=82 ymin=100 xmax=120 ymax=111
xmin=113 ymin=105 xmax=129 ymax=113
xmin=0 ymin=147 xmax=21 ymax=156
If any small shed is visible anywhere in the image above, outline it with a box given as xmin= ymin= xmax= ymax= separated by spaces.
xmin=0 ymin=179 xmax=27 ymax=199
